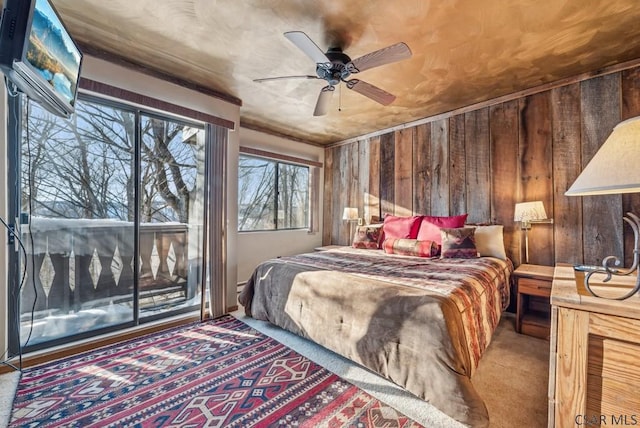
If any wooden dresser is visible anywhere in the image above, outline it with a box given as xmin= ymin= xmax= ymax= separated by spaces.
xmin=548 ymin=265 xmax=640 ymax=428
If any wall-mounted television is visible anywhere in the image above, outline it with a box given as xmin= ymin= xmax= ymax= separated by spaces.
xmin=0 ymin=0 xmax=82 ymax=118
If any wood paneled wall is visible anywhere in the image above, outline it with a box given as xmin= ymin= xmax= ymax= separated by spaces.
xmin=323 ymin=66 xmax=640 ymax=267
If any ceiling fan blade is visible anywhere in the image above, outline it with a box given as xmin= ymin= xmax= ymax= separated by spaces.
xmin=347 ymin=42 xmax=412 ymax=73
xmin=254 ymin=75 xmax=320 ymax=83
xmin=284 ymin=31 xmax=331 ymax=66
xmin=314 ymin=85 xmax=335 ymax=116
xmin=346 ymin=79 xmax=395 ymax=106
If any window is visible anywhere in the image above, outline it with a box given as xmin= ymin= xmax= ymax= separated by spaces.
xmin=238 ymin=154 xmax=309 ymax=231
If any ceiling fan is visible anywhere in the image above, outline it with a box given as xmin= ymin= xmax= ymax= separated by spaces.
xmin=254 ymin=31 xmax=412 ymax=116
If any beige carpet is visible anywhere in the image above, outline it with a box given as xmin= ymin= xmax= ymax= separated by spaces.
xmin=472 ymin=314 xmax=549 ymax=427
xmin=237 ymin=310 xmax=549 ymax=428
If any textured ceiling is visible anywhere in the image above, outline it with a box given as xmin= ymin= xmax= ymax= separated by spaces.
xmin=52 ymin=0 xmax=640 ymax=145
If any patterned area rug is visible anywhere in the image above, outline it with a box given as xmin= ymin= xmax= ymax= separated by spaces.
xmin=10 ymin=316 xmax=423 ymax=427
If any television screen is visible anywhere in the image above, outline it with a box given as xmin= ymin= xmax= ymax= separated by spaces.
xmin=0 ymin=0 xmax=82 ymax=118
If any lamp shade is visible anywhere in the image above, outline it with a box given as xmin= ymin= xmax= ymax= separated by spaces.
xmin=566 ymin=116 xmax=640 ymax=196
xmin=342 ymin=207 xmax=358 ymax=221
xmin=514 ymin=201 xmax=548 ymax=222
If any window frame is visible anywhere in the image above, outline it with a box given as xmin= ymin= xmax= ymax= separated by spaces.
xmin=238 ymin=153 xmax=311 ymax=232
xmin=7 ymin=90 xmax=211 ymax=354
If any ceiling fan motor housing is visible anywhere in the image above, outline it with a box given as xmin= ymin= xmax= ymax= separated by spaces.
xmin=316 ymin=47 xmax=352 ymax=85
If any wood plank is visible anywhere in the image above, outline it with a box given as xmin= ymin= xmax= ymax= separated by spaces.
xmin=322 ymin=147 xmax=334 ymax=245
xmin=587 ymin=336 xmax=640 ymax=384
xmin=555 ymin=307 xmax=589 ymax=427
xmin=519 ymin=92 xmax=554 ymax=266
xmin=331 ymin=145 xmax=346 ymax=245
xmin=586 ymin=334 xmax=640 ymax=416
xmin=621 ymin=68 xmax=640 ymax=267
xmin=449 ymin=114 xmax=466 ymax=216
xmin=580 ymin=74 xmax=622 ymax=265
xmin=345 ymin=142 xmax=360 ymax=244
xmin=430 ymin=119 xmax=449 ymax=216
xmin=379 ymin=132 xmax=395 ymax=217
xmin=551 ymin=83 xmax=583 ymax=264
xmin=412 ymin=124 xmax=431 ymax=215
xmin=357 ymin=139 xmax=370 ymax=223
xmin=586 ymin=373 xmax=640 ymax=416
xmin=465 ymin=108 xmax=491 ymax=222
xmin=394 ymin=129 xmax=413 ymax=216
xmin=366 ymin=136 xmax=381 ymax=223
xmin=589 ymin=312 xmax=640 ymax=347
xmin=489 ymin=100 xmax=520 ymax=265
xmin=548 ymin=305 xmax=558 ymax=428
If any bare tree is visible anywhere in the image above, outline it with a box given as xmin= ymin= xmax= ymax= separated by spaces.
xmin=238 ymin=156 xmax=309 ymax=230
xmin=238 ymin=156 xmax=276 ymax=230
xmin=21 ymin=99 xmax=202 ymax=224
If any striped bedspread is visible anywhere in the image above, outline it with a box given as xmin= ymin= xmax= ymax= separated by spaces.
xmin=281 ymin=247 xmax=512 ymax=371
xmin=239 ymin=247 xmax=512 ymax=427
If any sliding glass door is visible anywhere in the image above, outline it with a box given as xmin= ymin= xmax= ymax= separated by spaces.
xmin=8 ymin=94 xmax=206 ymax=352
xmin=137 ymin=113 xmax=205 ymax=318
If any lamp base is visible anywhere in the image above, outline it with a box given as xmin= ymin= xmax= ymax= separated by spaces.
xmin=577 ymin=212 xmax=640 ymax=300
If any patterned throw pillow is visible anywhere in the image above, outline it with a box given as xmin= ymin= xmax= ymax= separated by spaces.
xmin=416 ymin=214 xmax=468 ymax=245
xmin=440 ymin=227 xmax=479 ymax=258
xmin=382 ymin=238 xmax=439 ymax=257
xmin=352 ymin=224 xmax=383 ymax=249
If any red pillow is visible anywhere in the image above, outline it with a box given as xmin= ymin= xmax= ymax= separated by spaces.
xmin=416 ymin=214 xmax=468 ymax=244
xmin=383 ymin=215 xmax=422 ymax=239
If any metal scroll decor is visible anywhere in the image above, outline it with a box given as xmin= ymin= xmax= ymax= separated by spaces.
xmin=579 ymin=212 xmax=640 ymax=300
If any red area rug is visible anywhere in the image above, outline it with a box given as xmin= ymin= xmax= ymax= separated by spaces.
xmin=10 ymin=316 xmax=423 ymax=427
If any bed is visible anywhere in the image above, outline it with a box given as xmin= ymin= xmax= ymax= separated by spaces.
xmin=238 ymin=246 xmax=512 ymax=427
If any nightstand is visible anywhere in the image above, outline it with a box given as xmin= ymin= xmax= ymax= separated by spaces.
xmin=513 ymin=264 xmax=554 ymax=339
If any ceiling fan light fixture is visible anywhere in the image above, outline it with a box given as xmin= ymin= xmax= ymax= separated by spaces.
xmin=257 ymin=31 xmax=412 ymax=115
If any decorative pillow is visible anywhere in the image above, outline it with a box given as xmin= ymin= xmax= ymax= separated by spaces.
xmin=352 ymin=224 xmax=384 ymax=249
xmin=382 ymin=238 xmax=439 ymax=258
xmin=471 ymin=224 xmax=507 ymax=259
xmin=382 ymin=215 xmax=422 ymax=239
xmin=440 ymin=227 xmax=478 ymax=258
xmin=416 ymin=214 xmax=468 ymax=244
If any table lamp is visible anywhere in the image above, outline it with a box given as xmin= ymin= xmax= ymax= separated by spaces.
xmin=514 ymin=201 xmax=553 ymax=263
xmin=565 ymin=116 xmax=640 ymax=299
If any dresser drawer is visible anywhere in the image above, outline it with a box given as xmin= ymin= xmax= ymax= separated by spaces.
xmin=518 ymin=277 xmax=552 ymax=297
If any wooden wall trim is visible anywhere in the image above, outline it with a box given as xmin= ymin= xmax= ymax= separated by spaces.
xmin=239 ymin=146 xmax=323 ymax=168
xmin=240 ymin=121 xmax=325 ymax=148
xmin=79 ymin=43 xmax=242 ymax=107
xmin=79 ymin=78 xmax=236 ymax=130
xmin=328 ymin=56 xmax=640 ymax=149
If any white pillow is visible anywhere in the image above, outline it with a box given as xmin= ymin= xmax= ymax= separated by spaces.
xmin=471 ymin=225 xmax=507 ymax=260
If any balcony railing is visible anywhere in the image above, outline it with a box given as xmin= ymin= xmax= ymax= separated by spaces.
xmin=18 ymin=217 xmax=201 ymax=345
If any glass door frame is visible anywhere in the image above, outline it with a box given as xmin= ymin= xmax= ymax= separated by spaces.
xmin=6 ymin=93 xmax=209 ymax=355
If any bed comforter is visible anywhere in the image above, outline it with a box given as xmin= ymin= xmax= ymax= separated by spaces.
xmin=238 ymin=247 xmax=512 ymax=427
